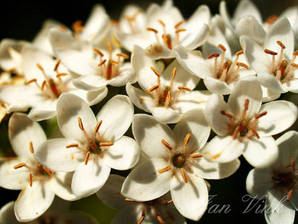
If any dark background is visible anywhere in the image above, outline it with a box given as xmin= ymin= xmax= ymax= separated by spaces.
xmin=0 ymin=0 xmax=297 ymax=223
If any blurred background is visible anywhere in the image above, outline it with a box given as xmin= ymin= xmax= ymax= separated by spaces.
xmin=0 ymin=0 xmax=297 ymax=223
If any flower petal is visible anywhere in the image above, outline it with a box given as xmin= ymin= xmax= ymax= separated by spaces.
xmin=257 ymin=100 xmax=297 ymax=136
xmin=71 ymin=159 xmax=111 ymax=197
xmin=103 ymin=136 xmax=140 ymax=170
xmin=35 ymin=138 xmax=84 ymax=172
xmin=69 ymin=87 xmax=108 ymax=106
xmin=57 ymin=93 xmax=97 ymax=142
xmin=246 ymin=168 xmax=273 ymax=198
xmin=228 ymin=77 xmax=262 ymax=118
xmin=180 ymin=23 xmax=210 ymax=50
xmin=9 ymin=113 xmax=46 ymax=159
xmin=133 ymin=114 xmax=175 ymax=158
xmin=204 ymin=77 xmax=231 ymax=95
xmin=121 ymin=158 xmax=171 ymax=201
xmin=14 ymin=182 xmax=55 ymax=222
xmin=0 ymin=159 xmax=29 ymax=190
xmin=28 ymin=106 xmax=57 ymax=122
xmin=173 ymin=109 xmax=210 ymax=150
xmin=72 ymin=75 xmax=108 ymax=90
xmin=170 ymin=173 xmax=208 ymax=221
xmin=0 ymin=201 xmax=17 ymax=224
xmin=152 ymin=106 xmax=181 ymax=124
xmin=202 ymin=136 xmax=245 ymax=163
xmin=243 ymin=137 xmax=279 ymax=167
xmin=258 ymin=71 xmax=286 ymax=93
xmin=234 ymin=0 xmax=262 ymax=24
xmin=96 ymin=95 xmax=133 ymax=140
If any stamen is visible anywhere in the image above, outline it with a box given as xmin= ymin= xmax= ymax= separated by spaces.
xmin=170 ymin=67 xmax=176 ymax=88
xmin=218 ymin=44 xmax=226 ymax=52
xmin=14 ymin=163 xmax=27 ymax=169
xmin=111 ymin=60 xmax=119 ymax=65
xmin=29 ymin=173 xmax=33 ymax=187
xmin=241 ymin=99 xmax=249 ymax=119
xmin=98 ymin=59 xmax=107 ymax=67
xmin=158 ymin=165 xmax=172 ymax=173
xmin=207 ymin=53 xmax=220 ymax=59
xmin=95 ymin=120 xmax=103 ymax=133
xmin=255 ymin=111 xmax=267 ymax=119
xmin=236 ymin=62 xmax=249 ymax=69
xmin=264 ymin=49 xmax=278 ymax=55
xmin=56 ymin=73 xmax=68 ymax=78
xmin=137 ymin=214 xmax=145 ymax=224
xmin=148 ymin=84 xmax=160 ymax=93
xmin=191 ymin=153 xmax=203 ymax=158
xmin=25 ymin=78 xmax=37 ymax=85
xmin=78 ymin=117 xmax=84 ymax=131
xmin=99 ymin=142 xmax=114 ymax=147
xmin=116 ymin=53 xmax=129 ymax=59
xmin=220 ymin=110 xmax=234 ymax=119
xmin=183 ymin=133 xmax=191 ymax=148
xmin=72 ymin=20 xmax=84 ymax=33
xmin=250 ymin=128 xmax=260 ymax=139
xmin=161 ymin=139 xmax=172 ymax=150
xmin=107 ymin=41 xmax=113 ymax=55
xmin=66 ymin=143 xmax=79 ymax=148
xmin=266 ymin=15 xmax=278 ymax=24
xmin=40 ymin=166 xmax=53 ymax=176
xmin=293 ymin=51 xmax=298 ymax=56
xmin=156 ymin=215 xmax=165 ymax=224
xmin=291 ymin=63 xmax=298 ymax=68
xmin=93 ymin=48 xmax=104 ymax=57
xmin=277 ymin=40 xmax=286 ymax=49
xmin=178 ymin=86 xmax=191 ymax=91
xmin=158 ymin=19 xmax=166 ymax=28
xmin=180 ymin=169 xmax=188 ymax=183
xmin=146 ymin=27 xmax=158 ymax=33
xmin=175 ymin=28 xmax=186 ymax=33
xmin=236 ymin=50 xmax=244 ymax=56
xmin=287 ymin=188 xmax=294 ymax=201
xmin=150 ymin=67 xmax=161 ymax=77
xmin=54 ymin=59 xmax=61 ymax=72
xmin=175 ymin=21 xmax=184 ymax=29
xmin=29 ymin=141 xmax=34 ymax=153
xmin=84 ymin=151 xmax=91 ymax=165
xmin=233 ymin=126 xmax=240 ymax=139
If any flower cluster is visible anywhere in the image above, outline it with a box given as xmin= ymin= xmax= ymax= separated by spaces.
xmin=0 ymin=0 xmax=297 ymax=223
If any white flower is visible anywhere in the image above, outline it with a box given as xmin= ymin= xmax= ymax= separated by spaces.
xmin=117 ymin=0 xmax=210 ymax=59
xmin=35 ymin=93 xmax=140 ymax=197
xmin=127 ymin=46 xmax=209 ymax=124
xmin=241 ymin=18 xmax=297 ymax=94
xmin=0 ymin=113 xmax=78 ymax=222
xmin=203 ymin=78 xmax=297 ymax=167
xmin=0 ymin=45 xmax=107 ymax=121
xmin=121 ymin=111 xmax=240 ymax=220
xmin=280 ymin=7 xmax=298 ymax=47
xmin=175 ymin=18 xmax=255 ymax=95
xmin=97 ymin=174 xmax=186 ymax=224
xmin=49 ymin=28 xmax=135 ymax=91
xmin=0 ymin=198 xmax=96 ymax=224
xmin=246 ymin=131 xmax=298 ymax=224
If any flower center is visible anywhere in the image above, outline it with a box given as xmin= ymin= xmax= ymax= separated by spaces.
xmin=93 ymin=43 xmax=129 ymax=80
xmin=25 ymin=60 xmax=68 ymax=99
xmin=145 ymin=20 xmax=186 ymax=54
xmin=220 ymin=99 xmax=267 ymax=141
xmin=264 ymin=40 xmax=298 ymax=84
xmin=207 ymin=45 xmax=248 ymax=84
xmin=172 ymin=153 xmax=186 ymax=168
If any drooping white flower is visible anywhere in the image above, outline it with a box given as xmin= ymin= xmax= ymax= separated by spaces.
xmin=0 ymin=45 xmax=107 ymax=121
xmin=116 ymin=0 xmax=210 ymax=59
xmin=49 ymin=28 xmax=135 ymax=91
xmin=127 ymin=46 xmax=209 ymax=124
xmin=0 ymin=113 xmax=79 ymax=222
xmin=246 ymin=131 xmax=298 ymax=224
xmin=175 ymin=18 xmax=255 ymax=95
xmin=35 ymin=93 xmax=140 ymax=197
xmin=0 ymin=198 xmax=96 ymax=224
xmin=121 ymin=111 xmax=240 ymax=220
xmin=241 ymin=18 xmax=297 ymax=94
xmin=203 ymin=78 xmax=297 ymax=167
xmin=97 ymin=174 xmax=186 ymax=224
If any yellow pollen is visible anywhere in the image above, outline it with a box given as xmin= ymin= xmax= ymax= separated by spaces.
xmin=161 ymin=139 xmax=172 ymax=150
xmin=78 ymin=117 xmax=84 ymax=131
xmin=29 ymin=141 xmax=34 ymax=154
xmin=95 ymin=120 xmax=103 ymax=133
xmin=158 ymin=165 xmax=172 ymax=173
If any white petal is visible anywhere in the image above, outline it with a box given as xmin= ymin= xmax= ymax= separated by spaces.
xmin=14 ymin=182 xmax=55 ymax=222
xmin=202 ymin=136 xmax=245 ymax=163
xmin=0 ymin=201 xmax=17 ymax=224
xmin=265 ymin=18 xmax=294 ymax=59
xmin=204 ymin=77 xmax=231 ymax=95
xmin=96 ymin=174 xmax=127 ymax=209
xmin=132 ymin=114 xmax=175 ymax=158
xmin=204 ymin=94 xmax=230 ymax=136
xmin=125 ymin=83 xmax=155 ymax=112
xmin=9 ymin=113 xmax=46 ymax=159
xmin=265 ymin=190 xmax=295 ymax=224
xmin=152 ymin=106 xmax=181 ymax=124
xmin=57 ymin=93 xmax=97 ymax=142
xmin=72 ymin=75 xmax=108 ymax=90
xmin=235 ymin=16 xmax=265 ymax=45
xmin=180 ymin=23 xmax=210 ymax=50
xmin=243 ymin=137 xmax=279 ymax=167
xmin=35 ymin=138 xmax=84 ymax=172
xmin=258 ymin=71 xmax=286 ymax=93
xmin=173 ymin=109 xmax=210 ymax=150
xmin=185 ymin=5 xmax=210 ymax=36
xmin=28 ymin=106 xmax=57 ymax=122
xmin=0 ymin=159 xmax=29 ymax=190
xmin=49 ymin=172 xmax=79 ymax=201
xmin=234 ymin=0 xmax=262 ymax=24
xmin=228 ymin=77 xmax=262 ymax=118
xmin=257 ymin=100 xmax=297 ymax=136
xmin=170 ymin=173 xmax=208 ymax=221
xmin=109 ymin=63 xmax=135 ymax=87
xmin=69 ymin=87 xmax=108 ymax=106
xmin=72 ymin=159 xmax=110 ymax=197
xmin=121 ymin=159 xmax=171 ymax=201
xmin=192 ymin=157 xmax=240 ymax=180
xmin=219 ymin=1 xmax=234 ymax=31
xmin=96 ymin=95 xmax=133 ymax=140
xmin=246 ymin=168 xmax=273 ymax=198
xmin=261 ymin=85 xmax=281 ymax=102
xmin=285 ymin=78 xmax=298 ymax=93
xmin=103 ymin=136 xmax=140 ymax=170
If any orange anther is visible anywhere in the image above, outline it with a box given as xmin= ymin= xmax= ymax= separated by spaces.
xmin=29 ymin=141 xmax=34 ymax=153
xmin=95 ymin=120 xmax=103 ymax=133
xmin=66 ymin=143 xmax=79 ymax=148
xmin=93 ymin=48 xmax=104 ymax=57
xmin=264 ymin=49 xmax=278 ymax=55
xmin=146 ymin=27 xmax=158 ymax=33
xmin=277 ymin=41 xmax=286 ymax=49
xmin=158 ymin=165 xmax=172 ymax=173
xmin=207 ymin=53 xmax=220 ymax=59
xmin=161 ymin=139 xmax=172 ymax=150
xmin=218 ymin=44 xmax=226 ymax=51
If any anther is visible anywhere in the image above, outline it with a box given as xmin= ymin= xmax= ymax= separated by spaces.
xmin=175 ymin=28 xmax=186 ymax=33
xmin=207 ymin=53 xmax=220 ymax=59
xmin=40 ymin=166 xmax=53 ymax=176
xmin=146 ymin=27 xmax=158 ymax=33
xmin=218 ymin=44 xmax=226 ymax=52
xmin=116 ymin=53 xmax=129 ymax=59
xmin=264 ymin=49 xmax=278 ymax=55
xmin=93 ymin=48 xmax=104 ymax=57
xmin=236 ymin=50 xmax=244 ymax=56
xmin=99 ymin=142 xmax=114 ymax=147
xmin=158 ymin=19 xmax=166 ymax=28
xmin=220 ymin=110 xmax=234 ymax=119
xmin=175 ymin=21 xmax=184 ymax=29
xmin=233 ymin=126 xmax=240 ymax=139
xmin=255 ymin=111 xmax=267 ymax=119
xmin=191 ymin=153 xmax=203 ymax=158
xmin=277 ymin=40 xmax=286 ymax=49
xmin=98 ymin=59 xmax=107 ymax=67
xmin=29 ymin=173 xmax=33 ymax=187
xmin=66 ymin=143 xmax=79 ymax=148
xmin=56 ymin=73 xmax=68 ymax=78
xmin=291 ymin=63 xmax=298 ymax=68
xmin=150 ymin=67 xmax=161 ymax=77
xmin=158 ymin=165 xmax=172 ymax=173
xmin=78 ymin=117 xmax=84 ymax=131
xmin=95 ymin=120 xmax=103 ymax=133
xmin=293 ymin=51 xmax=298 ymax=56
xmin=54 ymin=59 xmax=61 ymax=72
xmin=178 ymin=86 xmax=191 ymax=91
xmin=41 ymin=80 xmax=47 ymax=91
xmin=236 ymin=62 xmax=249 ymax=69
xmin=266 ymin=15 xmax=278 ymax=24
xmin=156 ymin=215 xmax=165 ymax=224
xmin=14 ymin=163 xmax=27 ymax=169
xmin=184 ymin=133 xmax=191 ymax=148
xmin=137 ymin=214 xmax=145 ymax=224
xmin=287 ymin=188 xmax=294 ymax=201
xmin=111 ymin=60 xmax=119 ymax=65
xmin=180 ymin=169 xmax=188 ymax=183
xmin=84 ymin=151 xmax=91 ymax=165
xmin=72 ymin=20 xmax=84 ymax=33
xmin=36 ymin=63 xmax=45 ymax=72
xmin=25 ymin=79 xmax=37 ymax=85
xmin=107 ymin=41 xmax=113 ymax=54
xmin=251 ymin=128 xmax=260 ymax=139
xmin=148 ymin=85 xmax=160 ymax=93
xmin=161 ymin=139 xmax=172 ymax=150
xmin=29 ymin=141 xmax=34 ymax=153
